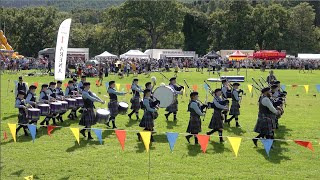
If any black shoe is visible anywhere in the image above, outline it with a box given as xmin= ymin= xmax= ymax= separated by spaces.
xmin=106 ymin=121 xmax=111 ymax=128
xmin=252 ymin=138 xmax=258 ymax=147
xmin=236 ymin=122 xmax=241 ymax=127
xmin=24 ymin=133 xmax=29 ymax=137
xmin=173 ymin=117 xmax=177 ymax=121
xmin=88 ymin=132 xmax=93 ymax=140
xmin=80 ymin=129 xmax=86 ymax=137
xmin=136 ymin=116 xmax=140 ymax=121
xmin=165 ymin=114 xmax=169 ymax=121
xmin=185 ymin=135 xmax=191 ymax=143
xmin=206 ymin=130 xmax=213 ymax=135
xmin=128 ymin=114 xmax=132 ymax=119
xmin=112 ymin=121 xmax=117 ymax=129
xmin=195 ymin=137 xmax=199 ymax=144
xmin=136 ymin=133 xmax=141 ymax=141
xmin=219 ymin=137 xmax=224 ymax=143
xmin=151 ymin=136 xmax=155 ymax=142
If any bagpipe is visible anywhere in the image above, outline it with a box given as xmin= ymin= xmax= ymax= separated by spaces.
xmin=204 ymin=80 xmax=229 ymax=114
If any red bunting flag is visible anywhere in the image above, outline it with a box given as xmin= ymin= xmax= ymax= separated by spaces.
xmin=95 ymin=80 xmax=99 ymax=86
xmin=33 ymin=82 xmax=39 ymax=88
xmin=196 ymin=134 xmax=210 ymax=153
xmin=3 ymin=131 xmax=8 ymax=140
xmin=63 ymin=83 xmax=68 ymax=88
xmin=192 ymin=84 xmax=198 ymax=92
xmin=47 ymin=125 xmax=56 ymax=137
xmin=294 ymin=140 xmax=314 ymax=152
xmin=115 ymin=130 xmax=126 ymax=150
xmin=126 ymin=84 xmax=131 ymax=91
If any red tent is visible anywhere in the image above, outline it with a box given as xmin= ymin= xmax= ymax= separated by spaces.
xmin=253 ymin=50 xmax=286 ymax=60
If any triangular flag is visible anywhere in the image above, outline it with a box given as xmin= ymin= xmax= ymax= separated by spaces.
xmin=92 ymin=128 xmax=103 ymax=145
xmin=247 ymin=84 xmax=253 ymax=94
xmin=292 ymin=84 xmax=298 ymax=89
xmin=70 ymin=128 xmax=80 ymax=145
xmin=316 ymin=84 xmax=320 ymax=92
xmin=204 ymin=84 xmax=209 ymax=91
xmin=115 ymin=130 xmax=126 ymax=150
xmin=24 ymin=175 xmax=33 ymax=180
xmin=192 ymin=84 xmax=198 ymax=92
xmin=197 ymin=134 xmax=210 ymax=153
xmin=126 ymin=84 xmax=131 ymax=91
xmin=140 ymin=131 xmax=151 ymax=152
xmin=116 ymin=83 xmax=121 ymax=91
xmin=8 ymin=123 xmax=17 ymax=142
xmin=33 ymin=82 xmax=38 ymax=88
xmin=105 ymin=81 xmax=109 ymax=88
xmin=281 ymin=85 xmax=286 ymax=91
xmin=27 ymin=124 xmax=37 ymax=143
xmin=294 ymin=140 xmax=314 ymax=152
xmin=227 ymin=137 xmax=242 ymax=157
xmin=3 ymin=131 xmax=8 ymax=140
xmin=47 ymin=125 xmax=56 ymax=137
xmin=166 ymin=132 xmax=179 ymax=152
xmin=304 ymin=85 xmax=309 ymax=94
xmin=63 ymin=83 xmax=68 ymax=88
xmin=95 ymin=79 xmax=99 ymax=86
xmin=260 ymin=139 xmax=274 ymax=157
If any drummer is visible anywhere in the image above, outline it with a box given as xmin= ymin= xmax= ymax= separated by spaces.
xmin=145 ymin=82 xmax=160 ymax=107
xmin=39 ymin=84 xmax=55 ymax=126
xmin=128 ymin=79 xmax=143 ymax=120
xmin=15 ymin=90 xmax=30 ymax=137
xmin=55 ymin=81 xmax=66 ymax=123
xmin=65 ymin=80 xmax=78 ymax=120
xmin=25 ymin=85 xmax=37 ymax=107
xmin=78 ymin=75 xmax=86 ymax=94
xmin=165 ymin=77 xmax=184 ymax=121
xmin=79 ymin=82 xmax=105 ymax=140
xmin=107 ymin=81 xmax=126 ymax=129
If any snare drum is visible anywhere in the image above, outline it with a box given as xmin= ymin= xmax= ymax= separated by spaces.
xmin=27 ymin=108 xmax=40 ymax=121
xmin=66 ymin=98 xmax=77 ymax=109
xmin=58 ymin=101 xmax=68 ymax=112
xmin=153 ymin=86 xmax=175 ymax=108
xmin=96 ymin=109 xmax=110 ymax=124
xmin=38 ymin=104 xmax=50 ymax=116
xmin=76 ymin=97 xmax=84 ymax=107
xmin=50 ymin=102 xmax=62 ymax=114
xmin=118 ymin=102 xmax=129 ymax=115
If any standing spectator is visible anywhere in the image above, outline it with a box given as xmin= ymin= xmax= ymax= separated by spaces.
xmin=47 ymin=60 xmax=52 ymax=73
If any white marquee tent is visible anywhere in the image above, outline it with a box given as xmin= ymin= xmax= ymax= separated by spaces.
xmin=298 ymin=54 xmax=320 ymax=60
xmin=120 ymin=50 xmax=149 ymax=59
xmin=95 ymin=51 xmax=117 ymax=59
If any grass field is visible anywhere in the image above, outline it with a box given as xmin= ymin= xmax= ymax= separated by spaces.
xmin=0 ymin=68 xmax=320 ymax=179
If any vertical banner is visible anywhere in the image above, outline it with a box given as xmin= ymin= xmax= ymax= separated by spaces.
xmin=54 ymin=18 xmax=72 ymax=81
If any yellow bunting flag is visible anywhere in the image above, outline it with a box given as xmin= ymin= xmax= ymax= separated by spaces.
xmin=70 ymin=128 xmax=80 ymax=145
xmin=24 ymin=175 xmax=33 ymax=180
xmin=304 ymin=85 xmax=309 ymax=94
xmin=8 ymin=123 xmax=17 ymax=142
xmin=116 ymin=83 xmax=121 ymax=91
xmin=247 ymin=84 xmax=253 ymax=94
xmin=140 ymin=131 xmax=151 ymax=152
xmin=227 ymin=137 xmax=242 ymax=157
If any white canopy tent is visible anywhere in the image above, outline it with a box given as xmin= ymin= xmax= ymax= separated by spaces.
xmin=120 ymin=50 xmax=149 ymax=59
xmin=298 ymin=54 xmax=320 ymax=60
xmin=95 ymin=51 xmax=117 ymax=59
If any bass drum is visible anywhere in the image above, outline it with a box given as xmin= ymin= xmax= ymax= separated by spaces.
xmin=96 ymin=109 xmax=110 ymax=124
xmin=153 ymin=86 xmax=175 ymax=108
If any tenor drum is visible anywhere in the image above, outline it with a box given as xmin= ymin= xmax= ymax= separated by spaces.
xmin=118 ymin=102 xmax=129 ymax=115
xmin=38 ymin=104 xmax=50 ymax=116
xmin=27 ymin=108 xmax=40 ymax=121
xmin=50 ymin=102 xmax=62 ymax=114
xmin=153 ymin=86 xmax=175 ymax=108
xmin=58 ymin=101 xmax=68 ymax=112
xmin=66 ymin=98 xmax=77 ymax=109
xmin=76 ymin=97 xmax=84 ymax=107
xmin=96 ymin=109 xmax=110 ymax=124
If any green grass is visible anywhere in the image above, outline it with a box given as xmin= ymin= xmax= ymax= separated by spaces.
xmin=1 ymin=69 xmax=320 ymax=179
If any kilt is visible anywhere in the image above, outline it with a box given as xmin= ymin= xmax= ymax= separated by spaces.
xmin=208 ymin=110 xmax=223 ymax=130
xmin=229 ymin=100 xmax=240 ymax=115
xmin=254 ymin=113 xmax=274 ymax=136
xmin=139 ymin=111 xmax=154 ymax=129
xmin=79 ymin=108 xmax=97 ymax=127
xmin=186 ymin=115 xmax=201 ymax=134
xmin=18 ymin=113 xmax=28 ymax=124
xmin=108 ymin=101 xmax=119 ymax=117
xmin=130 ymin=97 xmax=141 ymax=110
xmin=165 ymin=99 xmax=178 ymax=112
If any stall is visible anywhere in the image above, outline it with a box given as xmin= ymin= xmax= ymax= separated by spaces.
xmin=120 ymin=50 xmax=149 ymax=59
xmin=253 ymin=50 xmax=286 ymax=60
xmin=204 ymin=50 xmax=221 ymax=59
xmin=298 ymin=54 xmax=320 ymax=60
xmin=228 ymin=50 xmax=247 ymax=61
xmin=95 ymin=51 xmax=117 ymax=60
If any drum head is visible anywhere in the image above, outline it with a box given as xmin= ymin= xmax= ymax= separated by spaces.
xmin=66 ymin=98 xmax=76 ymax=102
xmin=28 ymin=108 xmax=40 ymax=112
xmin=119 ymin=102 xmax=128 ymax=108
xmin=97 ymin=109 xmax=110 ymax=115
xmin=51 ymin=102 xmax=62 ymax=105
xmin=38 ymin=104 xmax=50 ymax=107
xmin=153 ymin=86 xmax=174 ymax=108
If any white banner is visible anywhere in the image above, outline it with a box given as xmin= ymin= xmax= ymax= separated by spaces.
xmin=54 ymin=18 xmax=72 ymax=81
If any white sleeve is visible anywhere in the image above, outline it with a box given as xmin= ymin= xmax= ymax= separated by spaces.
xmin=261 ymin=97 xmax=278 ymax=114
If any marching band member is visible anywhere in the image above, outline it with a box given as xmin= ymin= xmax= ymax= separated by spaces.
xmin=15 ymin=76 xmax=28 ymax=97
xmin=221 ymin=79 xmax=231 ymax=121
xmin=73 ymin=77 xmax=79 ymax=92
xmin=266 ymin=70 xmax=277 ymax=85
xmin=165 ymin=77 xmax=184 ymax=121
xmin=39 ymin=84 xmax=54 ymax=126
xmin=15 ymin=90 xmax=30 ymax=136
xmin=225 ymin=83 xmax=241 ymax=127
xmin=48 ymin=82 xmax=60 ymax=124
xmin=25 ymin=85 xmax=37 ymax=107
xmin=207 ymin=88 xmax=228 ymax=143
xmin=271 ymin=84 xmax=280 ymax=99
xmin=253 ymin=87 xmax=282 ymax=147
xmin=65 ymin=80 xmax=77 ymax=120
xmin=185 ymin=92 xmax=205 ymax=144
xmin=128 ymin=79 xmax=143 ymax=120
xmin=79 ymin=82 xmax=105 ymax=140
xmin=78 ymin=75 xmax=86 ymax=94
xmin=107 ymin=81 xmax=126 ymax=129
xmin=55 ymin=81 xmax=65 ymax=122
xmin=138 ymin=89 xmax=158 ymax=142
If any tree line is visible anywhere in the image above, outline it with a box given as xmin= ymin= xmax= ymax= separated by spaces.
xmin=0 ymin=0 xmax=319 ymax=58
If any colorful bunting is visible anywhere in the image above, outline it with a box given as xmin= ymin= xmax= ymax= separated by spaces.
xmin=126 ymin=84 xmax=131 ymax=91
xmin=166 ymin=132 xmax=179 ymax=152
xmin=204 ymin=84 xmax=209 ymax=91
xmin=47 ymin=125 xmax=56 ymax=137
xmin=27 ymin=124 xmax=37 ymax=143
xmin=197 ymin=134 xmax=210 ymax=153
xmin=8 ymin=123 xmax=17 ymax=142
xmin=140 ymin=131 xmax=151 ymax=152
xmin=95 ymin=80 xmax=99 ymax=86
xmin=247 ymin=84 xmax=253 ymax=94
xmin=304 ymin=85 xmax=309 ymax=94
xmin=105 ymin=81 xmax=109 ymax=88
xmin=228 ymin=137 xmax=242 ymax=157
xmin=33 ymin=82 xmax=38 ymax=88
xmin=294 ymin=140 xmax=314 ymax=152
xmin=115 ymin=130 xmax=126 ymax=150
xmin=70 ymin=128 xmax=80 ymax=145
xmin=92 ymin=128 xmax=103 ymax=145
xmin=3 ymin=131 xmax=8 ymax=140
xmin=24 ymin=175 xmax=33 ymax=180
xmin=192 ymin=84 xmax=198 ymax=92
xmin=115 ymin=83 xmax=121 ymax=91
xmin=63 ymin=83 xmax=68 ymax=88
xmin=261 ymin=139 xmax=273 ymax=157
xmin=316 ymin=84 xmax=320 ymax=92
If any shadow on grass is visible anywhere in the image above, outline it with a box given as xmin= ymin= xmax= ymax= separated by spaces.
xmin=210 ymin=141 xmax=231 ymax=154
xmin=153 ymin=133 xmax=168 ymax=143
xmin=102 ymin=128 xmax=114 ymax=138
xmin=224 ymin=126 xmax=246 ymax=136
xmin=2 ymin=114 xmax=17 ymax=120
xmin=135 ymin=141 xmax=156 ymax=153
xmin=58 ymin=176 xmax=70 ymax=180
xmin=66 ymin=140 xmax=102 ymax=152
xmin=166 ymin=120 xmax=178 ymax=129
xmin=187 ymin=143 xmax=202 ymax=156
xmin=124 ymin=118 xmax=139 ymax=127
xmin=10 ymin=169 xmax=24 ymax=177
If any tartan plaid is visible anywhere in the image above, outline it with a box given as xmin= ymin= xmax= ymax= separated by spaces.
xmin=254 ymin=113 xmax=274 ymax=136
xmin=79 ymin=109 xmax=96 ymax=127
xmin=208 ymin=110 xmax=223 ymax=130
xmin=229 ymin=100 xmax=240 ymax=115
xmin=108 ymin=101 xmax=119 ymax=117
xmin=186 ymin=114 xmax=201 ymax=134
xmin=130 ymin=97 xmax=141 ymax=110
